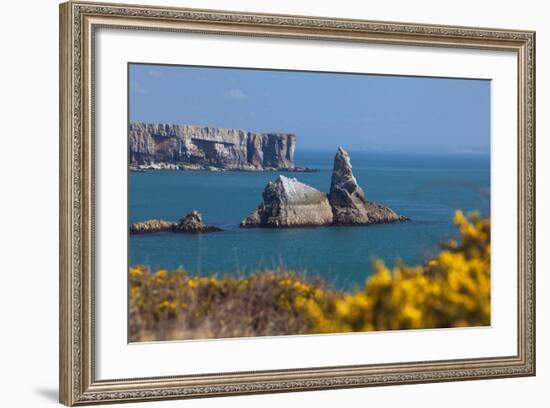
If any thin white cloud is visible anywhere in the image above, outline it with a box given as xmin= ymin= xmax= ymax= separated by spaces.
xmin=224 ymin=89 xmax=248 ymax=101
xmin=132 ymin=82 xmax=149 ymax=95
xmin=147 ymin=69 xmax=162 ymax=78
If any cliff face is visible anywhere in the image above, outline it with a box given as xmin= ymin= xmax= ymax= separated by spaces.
xmin=129 ymin=122 xmax=296 ymax=170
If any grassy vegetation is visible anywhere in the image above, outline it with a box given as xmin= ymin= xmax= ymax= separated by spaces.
xmin=129 ymin=210 xmax=490 ymax=342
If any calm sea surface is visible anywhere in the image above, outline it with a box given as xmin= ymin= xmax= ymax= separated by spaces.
xmin=129 ymin=151 xmax=490 ymax=290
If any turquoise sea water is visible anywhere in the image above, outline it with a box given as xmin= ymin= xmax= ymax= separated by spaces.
xmin=129 ymin=151 xmax=490 ymax=290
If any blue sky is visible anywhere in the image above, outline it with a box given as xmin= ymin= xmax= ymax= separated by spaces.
xmin=129 ymin=64 xmax=490 ymax=154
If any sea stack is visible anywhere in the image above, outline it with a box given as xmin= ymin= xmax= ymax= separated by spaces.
xmin=240 ymin=175 xmax=333 ymax=227
xmin=241 ymin=147 xmax=408 ymax=228
xmin=328 ymin=146 xmax=370 ymax=224
xmin=328 ymin=146 xmax=407 ymax=225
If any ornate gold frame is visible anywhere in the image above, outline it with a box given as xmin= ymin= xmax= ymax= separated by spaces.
xmin=59 ymin=1 xmax=536 ymax=405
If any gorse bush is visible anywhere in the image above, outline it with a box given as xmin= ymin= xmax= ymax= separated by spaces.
xmin=129 ymin=210 xmax=490 ymax=341
xmin=297 ymin=210 xmax=490 ymax=333
xmin=129 ymin=267 xmax=330 ymax=341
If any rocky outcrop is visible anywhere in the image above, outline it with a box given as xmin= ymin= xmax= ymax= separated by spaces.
xmin=129 ymin=122 xmax=313 ymax=171
xmin=328 ymin=147 xmax=407 ymax=225
xmin=241 ymin=147 xmax=408 ymax=228
xmin=129 ymin=219 xmax=175 ymax=234
xmin=130 ymin=211 xmax=222 ymax=234
xmin=362 ymin=202 xmax=407 ymax=224
xmin=240 ymin=175 xmax=333 ymax=228
xmin=173 ymin=211 xmax=222 ymax=233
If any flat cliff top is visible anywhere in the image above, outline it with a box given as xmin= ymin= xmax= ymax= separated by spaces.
xmin=129 ymin=121 xmax=296 ymax=137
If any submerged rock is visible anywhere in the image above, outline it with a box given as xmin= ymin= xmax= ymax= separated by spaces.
xmin=240 ymin=175 xmax=333 ymax=227
xmin=129 ymin=211 xmax=222 ymax=234
xmin=329 ymin=146 xmax=407 ymax=225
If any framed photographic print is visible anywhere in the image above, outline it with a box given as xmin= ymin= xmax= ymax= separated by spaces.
xmin=59 ymin=1 xmax=536 ymax=405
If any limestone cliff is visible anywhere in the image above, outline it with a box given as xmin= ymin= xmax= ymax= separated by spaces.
xmin=129 ymin=122 xmax=307 ymax=171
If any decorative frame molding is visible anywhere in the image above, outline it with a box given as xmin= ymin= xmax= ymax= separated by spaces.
xmin=59 ymin=1 xmax=535 ymax=405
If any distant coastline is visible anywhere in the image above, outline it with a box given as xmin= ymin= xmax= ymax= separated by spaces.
xmin=129 ymin=122 xmax=316 ymax=172
xmin=129 ymin=162 xmax=317 ymax=172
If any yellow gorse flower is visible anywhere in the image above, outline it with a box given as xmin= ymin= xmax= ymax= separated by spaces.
xmin=153 ymin=270 xmax=168 ymax=284
xmin=158 ymin=300 xmax=177 ymax=311
xmin=129 ymin=266 xmax=146 ymax=278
